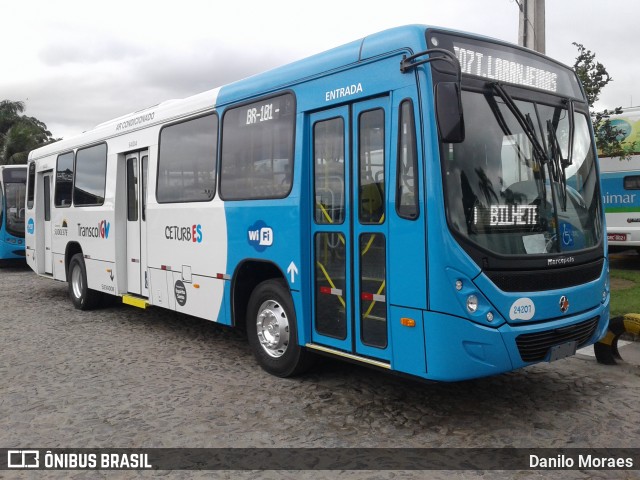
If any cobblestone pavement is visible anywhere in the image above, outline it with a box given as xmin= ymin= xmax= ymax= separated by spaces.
xmin=1 ymin=265 xmax=639 ymax=480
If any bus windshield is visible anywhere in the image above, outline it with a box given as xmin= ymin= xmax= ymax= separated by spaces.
xmin=442 ymin=89 xmax=601 ymax=256
xmin=2 ymin=169 xmax=27 ymax=238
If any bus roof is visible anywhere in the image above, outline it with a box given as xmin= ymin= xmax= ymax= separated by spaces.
xmin=26 ymin=25 xmax=441 ymax=160
xmin=28 ymin=24 xmax=576 ymax=161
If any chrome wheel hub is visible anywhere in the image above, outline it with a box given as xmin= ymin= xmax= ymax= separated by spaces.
xmin=71 ymin=265 xmax=83 ymax=300
xmin=256 ymin=300 xmax=290 ymax=358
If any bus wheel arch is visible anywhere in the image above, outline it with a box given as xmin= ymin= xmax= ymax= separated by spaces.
xmin=231 ymin=260 xmax=286 ymax=332
xmin=64 ymin=242 xmax=83 ymax=281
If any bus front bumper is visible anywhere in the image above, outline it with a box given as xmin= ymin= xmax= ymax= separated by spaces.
xmin=419 ymin=301 xmax=609 ymax=382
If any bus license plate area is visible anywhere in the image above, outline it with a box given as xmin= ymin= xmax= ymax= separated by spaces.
xmin=548 ymin=341 xmax=577 ymax=362
xmin=608 ymin=233 xmax=627 ymax=242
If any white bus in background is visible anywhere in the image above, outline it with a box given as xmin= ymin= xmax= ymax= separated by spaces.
xmin=599 ymin=107 xmax=640 ymax=253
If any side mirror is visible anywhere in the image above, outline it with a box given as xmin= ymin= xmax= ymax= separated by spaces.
xmin=435 ymin=82 xmax=465 ymax=143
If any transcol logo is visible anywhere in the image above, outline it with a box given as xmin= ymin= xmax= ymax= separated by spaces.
xmin=248 ymin=220 xmax=273 ymax=252
xmin=77 ymin=220 xmax=110 ymax=239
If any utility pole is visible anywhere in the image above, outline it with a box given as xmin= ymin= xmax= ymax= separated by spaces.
xmin=517 ymin=0 xmax=545 ymax=54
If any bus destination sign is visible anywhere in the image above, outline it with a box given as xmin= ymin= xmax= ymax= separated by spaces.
xmin=473 ymin=204 xmax=540 ymax=231
xmin=243 ymin=99 xmax=281 ymax=126
xmin=453 ymin=45 xmax=557 ymax=93
xmin=428 ymin=31 xmax=584 ymax=99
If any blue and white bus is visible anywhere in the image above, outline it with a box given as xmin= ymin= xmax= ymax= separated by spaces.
xmin=0 ymin=165 xmax=27 ymax=262
xmin=26 ymin=25 xmax=609 ymax=381
xmin=598 ymin=107 xmax=640 ymax=253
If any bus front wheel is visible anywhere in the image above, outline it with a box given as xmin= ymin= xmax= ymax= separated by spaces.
xmin=68 ymin=253 xmax=101 ymax=310
xmin=246 ymin=279 xmax=312 ymax=377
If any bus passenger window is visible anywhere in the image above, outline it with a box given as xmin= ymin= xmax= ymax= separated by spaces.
xmin=624 ymin=176 xmax=640 ymax=190
xmin=157 ymin=113 xmax=218 ymax=203
xmin=74 ymin=143 xmax=107 ymax=206
xmin=220 ymin=93 xmax=295 ymax=200
xmin=55 ymin=151 xmax=74 ymax=207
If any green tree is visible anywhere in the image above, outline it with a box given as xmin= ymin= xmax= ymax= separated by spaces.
xmin=573 ymin=43 xmax=636 ymax=159
xmin=0 ymin=100 xmax=57 ymax=165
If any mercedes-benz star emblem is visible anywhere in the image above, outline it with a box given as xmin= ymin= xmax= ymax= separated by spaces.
xmin=559 ymin=295 xmax=569 ymax=313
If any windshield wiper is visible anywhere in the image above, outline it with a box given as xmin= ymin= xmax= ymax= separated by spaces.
xmin=546 ymin=99 xmax=576 ymax=212
xmin=546 ymin=120 xmax=568 ymax=211
xmin=491 ymin=83 xmax=548 ymax=164
xmin=490 ymin=82 xmax=549 ymax=205
xmin=565 ymin=98 xmax=574 ymax=169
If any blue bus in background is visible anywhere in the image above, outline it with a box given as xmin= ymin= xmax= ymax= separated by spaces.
xmin=0 ymin=165 xmax=27 ymax=262
xmin=26 ymin=25 xmax=608 ymax=381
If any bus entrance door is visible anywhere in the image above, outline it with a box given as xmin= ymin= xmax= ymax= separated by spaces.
xmin=310 ymin=98 xmax=391 ymax=365
xmin=42 ymin=171 xmax=53 ymax=274
xmin=125 ymin=151 xmax=149 ymax=297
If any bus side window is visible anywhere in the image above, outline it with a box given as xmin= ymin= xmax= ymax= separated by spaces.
xmin=220 ymin=93 xmax=295 ymax=200
xmin=157 ymin=113 xmax=218 ymax=204
xmin=27 ymin=162 xmax=35 ymax=209
xmin=624 ymin=175 xmax=640 ymax=190
xmin=74 ymin=143 xmax=107 ymax=206
xmin=396 ymin=99 xmax=419 ymax=219
xmin=55 ymin=151 xmax=74 ymax=207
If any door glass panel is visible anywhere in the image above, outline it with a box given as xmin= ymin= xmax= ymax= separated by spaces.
xmin=141 ymin=156 xmax=148 ymax=221
xmin=314 ymin=117 xmax=345 ymax=225
xmin=127 ymin=158 xmax=138 ymax=221
xmin=315 ymin=232 xmax=347 ymax=339
xmin=360 ymin=233 xmax=387 ymax=347
xmin=359 ymin=109 xmax=385 ymax=224
xmin=43 ymin=176 xmax=51 ymax=221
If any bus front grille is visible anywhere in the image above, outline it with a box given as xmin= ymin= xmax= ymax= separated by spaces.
xmin=515 ymin=316 xmax=600 ymax=362
xmin=485 ymin=259 xmax=604 ymax=292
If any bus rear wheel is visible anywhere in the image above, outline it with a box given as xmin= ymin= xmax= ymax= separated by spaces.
xmin=68 ymin=253 xmax=102 ymax=310
xmin=246 ymin=279 xmax=312 ymax=377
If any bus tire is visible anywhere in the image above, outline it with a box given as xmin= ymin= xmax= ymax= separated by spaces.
xmin=68 ymin=253 xmax=102 ymax=310
xmin=246 ymin=279 xmax=312 ymax=377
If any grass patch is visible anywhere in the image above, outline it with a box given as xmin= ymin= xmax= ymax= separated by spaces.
xmin=610 ymin=268 xmax=640 ymax=317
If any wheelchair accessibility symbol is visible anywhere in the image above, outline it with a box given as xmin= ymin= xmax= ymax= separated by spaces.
xmin=561 ymin=222 xmax=574 ymax=247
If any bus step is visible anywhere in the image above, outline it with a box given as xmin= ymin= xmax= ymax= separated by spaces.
xmin=306 ymin=344 xmax=390 ymax=369
xmin=122 ymin=295 xmax=149 ymax=309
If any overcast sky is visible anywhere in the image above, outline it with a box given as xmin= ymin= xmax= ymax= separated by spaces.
xmin=3 ymin=0 xmax=638 ymax=140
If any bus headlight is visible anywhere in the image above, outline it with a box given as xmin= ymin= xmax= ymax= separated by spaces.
xmin=602 ymin=262 xmax=610 ymax=304
xmin=466 ymin=295 xmax=478 ymax=313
